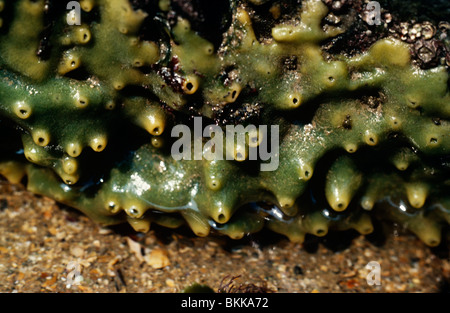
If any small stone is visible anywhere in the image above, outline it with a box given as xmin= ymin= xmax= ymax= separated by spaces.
xmin=107 ymin=256 xmax=121 ymax=271
xmin=16 ymin=272 xmax=25 ymax=281
xmin=47 ymin=226 xmax=57 ymax=236
xmin=98 ymin=228 xmax=112 ymax=235
xmin=342 ymin=270 xmax=357 ymax=278
xmin=55 ymin=231 xmax=66 ymax=240
xmin=144 ymin=248 xmax=170 ymax=269
xmin=70 ymin=246 xmax=84 ymax=258
xmin=320 ymin=265 xmax=328 ymax=272
xmin=126 ymin=237 xmax=144 ymax=263
xmin=166 ymin=278 xmax=175 ymax=288
xmin=384 ymin=13 xmax=392 ymax=24
xmin=42 ymin=276 xmax=57 ymax=288
xmin=397 ymin=284 xmax=407 ymax=292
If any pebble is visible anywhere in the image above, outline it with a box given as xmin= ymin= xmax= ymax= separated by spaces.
xmin=98 ymin=228 xmax=112 ymax=235
xmin=56 ymin=231 xmax=66 ymax=240
xmin=144 ymin=248 xmax=170 ymax=269
xmin=126 ymin=237 xmax=144 ymax=263
xmin=166 ymin=278 xmax=175 ymax=288
xmin=70 ymin=246 xmax=84 ymax=258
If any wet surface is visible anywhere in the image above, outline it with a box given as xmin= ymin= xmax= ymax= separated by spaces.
xmin=0 ymin=180 xmax=448 ymax=293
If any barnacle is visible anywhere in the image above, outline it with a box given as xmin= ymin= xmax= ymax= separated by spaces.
xmin=0 ymin=0 xmax=449 ymax=247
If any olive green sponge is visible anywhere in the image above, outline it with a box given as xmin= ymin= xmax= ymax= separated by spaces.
xmin=0 ymin=0 xmax=448 ymax=246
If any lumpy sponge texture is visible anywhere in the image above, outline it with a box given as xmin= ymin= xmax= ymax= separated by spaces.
xmin=0 ymin=0 xmax=449 ymax=246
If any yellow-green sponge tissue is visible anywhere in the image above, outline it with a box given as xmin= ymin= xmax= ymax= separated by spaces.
xmin=0 ymin=0 xmax=449 ymax=246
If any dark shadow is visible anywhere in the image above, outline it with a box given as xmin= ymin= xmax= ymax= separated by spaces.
xmin=430 ymin=226 xmax=450 ymax=260
xmin=319 ymin=229 xmax=361 ymax=253
xmin=170 ymin=0 xmax=232 ymax=50
xmin=438 ymin=277 xmax=450 ymax=293
xmin=365 ymin=218 xmax=387 ymax=247
xmin=302 ymin=234 xmax=320 ymax=253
